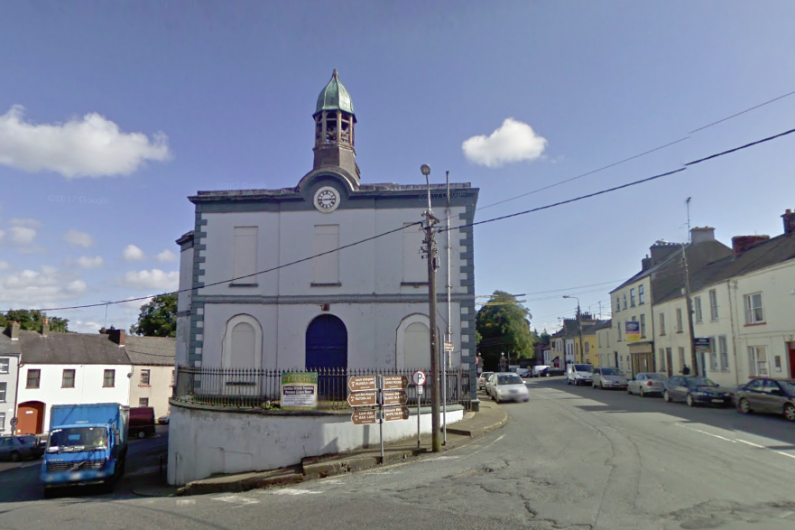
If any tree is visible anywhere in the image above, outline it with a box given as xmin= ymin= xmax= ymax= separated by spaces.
xmin=129 ymin=294 xmax=177 ymax=337
xmin=476 ymin=291 xmax=535 ymax=371
xmin=0 ymin=310 xmax=69 ymax=332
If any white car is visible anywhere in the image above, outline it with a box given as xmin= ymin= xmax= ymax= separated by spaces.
xmin=591 ymin=367 xmax=628 ymax=390
xmin=488 ymin=373 xmax=529 ymax=403
xmin=566 ymin=364 xmax=594 ymax=386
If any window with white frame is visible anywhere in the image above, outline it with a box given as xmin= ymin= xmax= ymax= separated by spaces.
xmin=140 ymin=369 xmax=151 ymax=386
xmin=658 ymin=348 xmax=666 ymax=372
xmin=313 ymin=224 xmax=340 ymax=284
xmin=678 ymin=347 xmax=686 ymax=370
xmin=62 ymin=369 xmax=75 ymax=388
xmin=659 ymin=313 xmax=666 ymax=335
xmin=640 ymin=314 xmax=646 ymax=338
xmin=709 ymin=337 xmax=718 ymax=371
xmin=676 ymin=308 xmax=683 ymax=333
xmin=103 ymin=369 xmax=115 ymax=388
xmin=598 ymin=333 xmax=602 ymax=348
xmin=617 ymin=321 xmax=622 ymax=341
xmin=718 ymin=336 xmax=729 ymax=371
xmin=623 ymin=294 xmax=627 ymax=310
xmin=744 ymin=293 xmax=764 ymax=324
xmin=0 ymin=382 xmax=6 ymax=402
xmin=139 ymin=397 xmax=149 ymax=407
xmin=709 ymin=289 xmax=719 ymax=320
xmin=0 ymin=357 xmax=8 ymax=374
xmin=615 ymin=296 xmax=620 ymax=312
xmin=630 ymin=288 xmax=636 ymax=307
xmin=0 ymin=412 xmax=5 ymax=432
xmin=694 ymin=296 xmax=703 ymax=323
xmin=748 ymin=346 xmax=768 ymax=376
xmin=231 ymin=226 xmax=258 ymax=285
xmin=638 ymin=284 xmax=646 ymax=304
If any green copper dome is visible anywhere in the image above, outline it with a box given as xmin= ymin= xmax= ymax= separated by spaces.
xmin=315 ymin=69 xmax=355 ymax=117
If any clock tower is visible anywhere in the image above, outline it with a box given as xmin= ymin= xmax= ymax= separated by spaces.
xmin=311 ymin=69 xmax=360 ymax=188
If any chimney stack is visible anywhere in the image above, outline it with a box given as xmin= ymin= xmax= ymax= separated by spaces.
xmin=10 ymin=321 xmax=20 ymax=341
xmin=41 ymin=318 xmax=49 ymax=338
xmin=109 ymin=328 xmax=126 ymax=347
xmin=783 ymin=209 xmax=795 ymax=235
xmin=690 ymin=226 xmax=715 ymax=244
xmin=641 ymin=254 xmax=652 ymax=271
xmin=731 ymin=235 xmax=770 ymax=256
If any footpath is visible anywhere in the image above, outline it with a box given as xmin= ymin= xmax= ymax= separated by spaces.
xmin=132 ymin=396 xmax=507 ymax=498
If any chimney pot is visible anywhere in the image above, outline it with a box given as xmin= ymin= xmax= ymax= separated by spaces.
xmin=41 ymin=320 xmax=50 ymax=337
xmin=690 ymin=226 xmax=716 ymax=244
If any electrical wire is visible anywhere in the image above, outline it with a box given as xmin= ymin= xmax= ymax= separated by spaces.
xmin=10 ymin=125 xmax=795 ymax=314
xmin=689 ymin=88 xmax=795 ymax=134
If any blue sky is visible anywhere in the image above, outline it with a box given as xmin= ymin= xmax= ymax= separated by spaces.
xmin=1 ymin=1 xmax=794 ymax=334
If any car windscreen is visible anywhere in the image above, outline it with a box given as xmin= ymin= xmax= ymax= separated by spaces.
xmin=644 ymin=373 xmax=666 ymax=380
xmin=687 ymin=377 xmax=717 ymax=387
xmin=497 ymin=374 xmax=524 ymax=385
xmin=574 ymin=365 xmax=593 ymax=372
xmin=600 ymin=368 xmax=619 ymax=375
xmin=48 ymin=427 xmax=108 ymax=452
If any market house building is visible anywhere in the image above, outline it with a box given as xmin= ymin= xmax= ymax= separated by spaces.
xmin=169 ymin=70 xmax=478 ymax=484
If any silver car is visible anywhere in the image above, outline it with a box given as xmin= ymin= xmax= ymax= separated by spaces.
xmin=592 ymin=367 xmax=628 ymax=390
xmin=627 ymin=372 xmax=667 ymax=397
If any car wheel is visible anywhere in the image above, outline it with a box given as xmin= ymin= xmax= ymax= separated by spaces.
xmin=9 ymin=451 xmax=20 ymax=462
xmin=640 ymin=387 xmax=645 ymax=397
xmin=738 ymin=398 xmax=751 ymax=414
xmin=784 ymin=403 xmax=795 ymax=422
xmin=43 ymin=487 xmax=54 ymax=500
xmin=663 ymin=390 xmax=671 ymax=402
xmin=686 ymin=394 xmax=695 ymax=407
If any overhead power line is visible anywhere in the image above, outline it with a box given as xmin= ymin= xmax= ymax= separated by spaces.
xmin=10 ymin=125 xmax=795 ymax=314
xmin=689 ymin=88 xmax=795 ymax=134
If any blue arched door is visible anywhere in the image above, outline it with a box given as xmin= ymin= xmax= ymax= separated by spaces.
xmin=306 ymin=315 xmax=348 ymax=399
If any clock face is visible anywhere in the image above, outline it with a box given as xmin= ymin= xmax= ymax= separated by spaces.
xmin=314 ymin=186 xmax=340 ymax=213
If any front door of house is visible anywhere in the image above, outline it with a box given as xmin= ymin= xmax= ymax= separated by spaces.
xmin=788 ymin=342 xmax=795 ymax=379
xmin=16 ymin=401 xmax=45 ymax=435
xmin=306 ymin=315 xmax=348 ymax=399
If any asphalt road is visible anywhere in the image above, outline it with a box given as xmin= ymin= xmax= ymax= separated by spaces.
xmin=1 ymin=380 xmax=794 ymax=530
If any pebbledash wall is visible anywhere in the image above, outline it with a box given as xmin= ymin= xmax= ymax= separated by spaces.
xmin=168 ymin=403 xmax=464 ymax=484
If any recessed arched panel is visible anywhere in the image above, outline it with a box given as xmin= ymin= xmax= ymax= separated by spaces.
xmin=222 ymin=314 xmax=262 ymax=370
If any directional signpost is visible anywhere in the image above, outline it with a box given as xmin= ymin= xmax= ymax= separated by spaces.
xmin=348 ymin=374 xmax=411 ymax=463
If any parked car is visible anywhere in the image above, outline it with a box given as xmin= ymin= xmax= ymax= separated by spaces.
xmin=735 ymin=378 xmax=795 ymax=421
xmin=0 ymin=435 xmax=45 ymax=461
xmin=488 ymin=372 xmax=529 ymax=403
xmin=515 ymin=368 xmax=532 ymax=378
xmin=663 ymin=376 xmax=732 ymax=407
xmin=566 ymin=363 xmax=594 ymax=386
xmin=627 ymin=372 xmax=667 ymax=397
xmin=157 ymin=414 xmax=171 ymax=425
xmin=478 ymin=372 xmax=494 ymax=391
xmin=532 ymin=365 xmax=549 ymax=377
xmin=129 ymin=406 xmax=157 ymax=439
xmin=591 ymin=367 xmax=628 ymax=390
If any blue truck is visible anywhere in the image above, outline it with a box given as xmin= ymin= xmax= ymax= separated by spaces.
xmin=41 ymin=403 xmax=129 ymax=497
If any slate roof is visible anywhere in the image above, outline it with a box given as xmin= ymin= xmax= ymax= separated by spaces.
xmin=125 ymin=336 xmax=176 ymax=366
xmin=0 ymin=329 xmax=21 ymax=355
xmin=656 ymin=233 xmax=795 ymax=305
xmin=649 ymin=240 xmax=733 ymax=305
xmin=17 ymin=331 xmax=132 ymax=365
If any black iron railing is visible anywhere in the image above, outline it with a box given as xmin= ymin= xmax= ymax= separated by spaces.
xmin=173 ymin=366 xmax=471 ymax=410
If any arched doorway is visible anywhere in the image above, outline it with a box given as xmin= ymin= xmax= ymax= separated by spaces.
xmin=17 ymin=401 xmax=45 ymax=435
xmin=306 ymin=315 xmax=348 ymax=399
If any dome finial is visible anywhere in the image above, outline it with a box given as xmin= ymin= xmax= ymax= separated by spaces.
xmin=332 ymin=68 xmax=338 ymax=78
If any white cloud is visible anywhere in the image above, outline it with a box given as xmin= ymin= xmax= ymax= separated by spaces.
xmin=462 ymin=118 xmax=547 ymax=168
xmin=0 ymin=105 xmax=171 ymax=178
xmin=122 ymin=244 xmax=146 ymax=261
xmin=71 ymin=320 xmax=105 ymax=334
xmin=10 ymin=218 xmax=42 ymax=228
xmin=120 ymin=269 xmax=179 ymax=291
xmin=8 ymin=226 xmax=36 ymax=244
xmin=76 ymin=255 xmax=104 ymax=268
xmin=64 ymin=229 xmax=93 ymax=248
xmin=0 ymin=265 xmax=88 ymax=307
xmin=154 ymin=249 xmax=177 ymax=263
xmin=0 ymin=261 xmax=10 ymax=270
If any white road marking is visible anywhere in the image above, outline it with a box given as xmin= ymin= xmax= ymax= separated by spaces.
xmin=212 ymin=494 xmax=260 ymax=505
xmin=176 ymin=499 xmax=196 ymax=506
xmin=427 ymin=456 xmax=460 ymax=461
xmin=675 ymin=423 xmax=795 ymax=462
xmin=267 ymin=489 xmax=322 ymax=496
xmin=467 ymin=434 xmax=505 ymax=457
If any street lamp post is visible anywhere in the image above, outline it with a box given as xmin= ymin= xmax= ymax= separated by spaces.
xmin=563 ymin=296 xmax=584 ymax=365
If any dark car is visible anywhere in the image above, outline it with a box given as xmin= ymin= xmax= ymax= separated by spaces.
xmin=735 ymin=378 xmax=795 ymax=421
xmin=663 ymin=376 xmax=732 ymax=407
xmin=129 ymin=407 xmax=157 ymax=439
xmin=0 ymin=435 xmax=45 ymax=461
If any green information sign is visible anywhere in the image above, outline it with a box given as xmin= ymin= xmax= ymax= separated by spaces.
xmin=280 ymin=372 xmax=318 ymax=410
